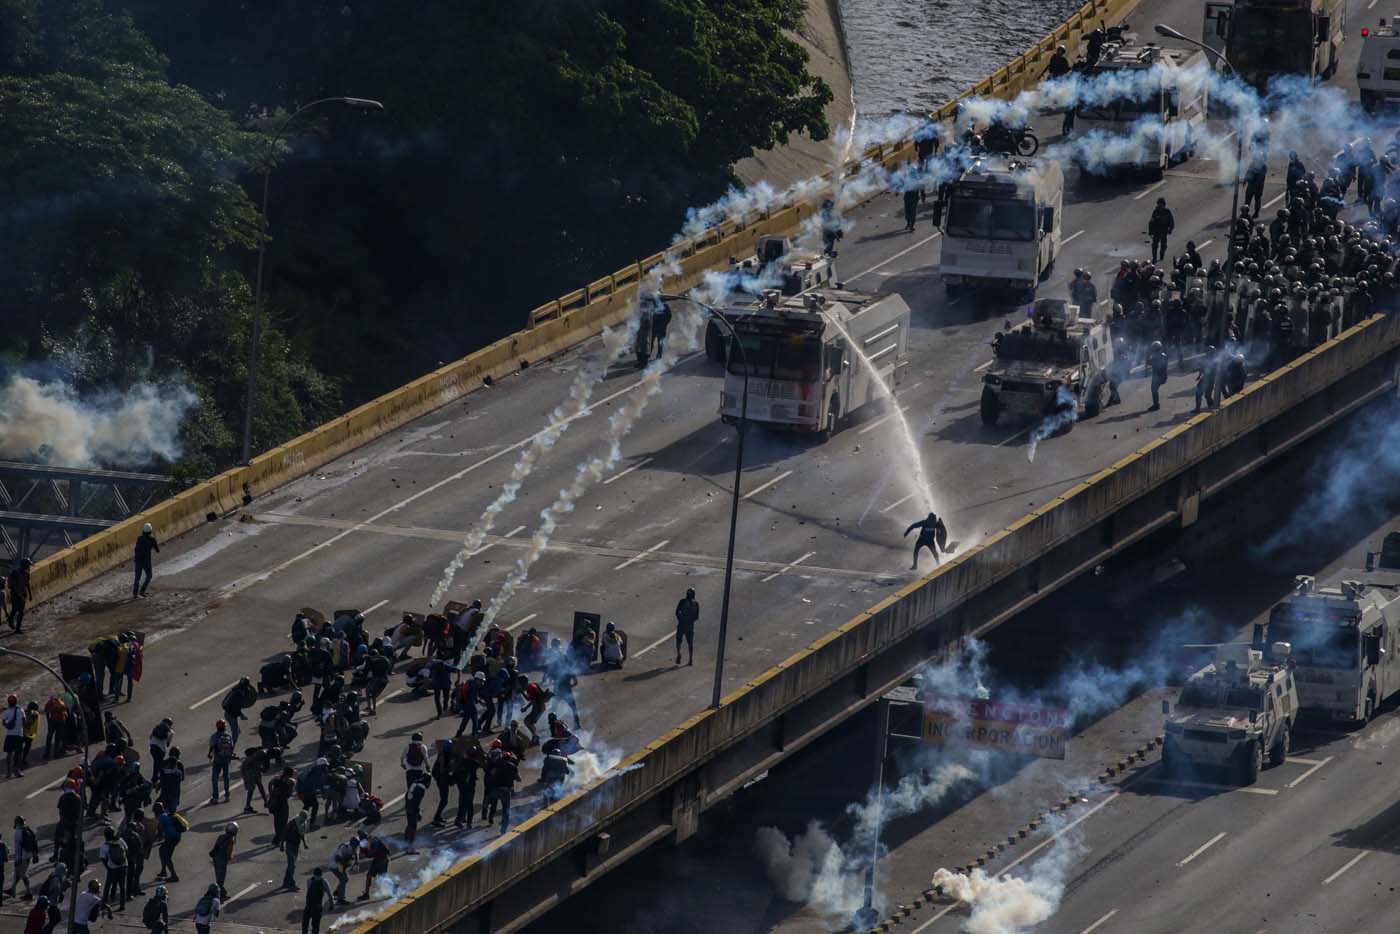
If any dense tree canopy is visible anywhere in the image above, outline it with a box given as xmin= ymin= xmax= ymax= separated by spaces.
xmin=0 ymin=0 xmax=830 ymax=475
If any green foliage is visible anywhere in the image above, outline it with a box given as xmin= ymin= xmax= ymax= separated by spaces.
xmin=3 ymin=0 xmax=831 ymax=476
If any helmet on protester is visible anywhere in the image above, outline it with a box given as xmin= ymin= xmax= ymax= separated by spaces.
xmin=142 ymin=523 xmax=153 ymax=534
xmin=215 ymin=719 xmax=227 ymax=731
xmin=226 ymin=822 xmax=239 ymax=834
xmin=316 ymin=757 xmax=329 ymax=768
xmin=411 ymin=732 xmax=423 ymax=743
xmin=1150 ymin=341 xmax=1163 ymax=351
xmin=155 ymin=885 xmax=168 ymax=899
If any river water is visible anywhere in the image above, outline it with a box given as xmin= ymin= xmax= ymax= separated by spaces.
xmin=838 ymin=0 xmax=1089 ymax=118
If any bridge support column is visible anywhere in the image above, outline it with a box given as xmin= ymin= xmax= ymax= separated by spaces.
xmin=1175 ymin=468 xmax=1201 ymax=529
xmin=671 ymin=772 xmax=704 ymax=844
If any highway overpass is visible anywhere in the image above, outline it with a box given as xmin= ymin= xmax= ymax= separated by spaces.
xmin=5 ymin=0 xmax=1398 ymax=931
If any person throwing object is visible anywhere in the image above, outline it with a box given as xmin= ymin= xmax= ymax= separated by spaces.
xmin=904 ymin=512 xmax=948 ymax=570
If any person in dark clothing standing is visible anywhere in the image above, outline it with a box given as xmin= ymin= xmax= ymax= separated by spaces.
xmin=674 ymin=589 xmax=699 ymax=666
xmin=302 ymin=867 xmax=332 ymax=934
xmin=1244 ymin=154 xmax=1267 ymax=215
xmin=1147 ymin=340 xmax=1170 ymax=411
xmin=1148 ymin=198 xmax=1175 ymax=263
xmin=1043 ymin=45 xmax=1075 ymax=135
xmin=902 ymin=188 xmax=920 ymax=232
xmin=6 ymin=558 xmax=32 ymax=633
xmin=904 ymin=513 xmax=948 ymax=570
xmin=133 ymin=524 xmax=159 ymax=598
xmin=1085 ymin=25 xmax=1106 ymax=68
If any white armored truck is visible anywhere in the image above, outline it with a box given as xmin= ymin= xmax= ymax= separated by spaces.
xmin=705 ymin=236 xmax=838 ymax=362
xmin=1162 ymin=642 xmax=1298 ymax=784
xmin=980 ymin=299 xmax=1114 ymax=427
xmin=719 ymin=288 xmax=910 ymax=440
xmin=937 ymin=156 xmax=1064 ymax=294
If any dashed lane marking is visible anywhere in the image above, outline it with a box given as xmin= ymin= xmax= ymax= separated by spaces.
xmin=223 ymin=882 xmax=259 ymax=905
xmin=1177 ymin=832 xmax=1227 ymax=867
xmin=1322 ymin=851 xmax=1368 ymax=885
xmin=1141 ymin=777 xmax=1278 ymax=796
xmin=1132 ymin=180 xmax=1167 ymax=201
xmin=847 ymin=231 xmax=943 ymax=282
xmin=761 ymin=552 xmax=817 ymax=583
xmin=1062 ymin=229 xmax=1086 ymax=244
xmin=364 ymin=599 xmax=389 ymax=614
xmin=1081 ymin=909 xmax=1119 ymax=934
xmin=190 ymin=679 xmax=240 ymax=711
xmin=505 ymin=613 xmax=538 ymax=633
xmin=742 ymin=470 xmax=793 ymax=501
xmin=613 ymin=540 xmax=671 ymax=571
xmin=1286 ymin=755 xmax=1333 ymax=788
xmin=633 ymin=631 xmax=676 ymax=659
xmin=974 ymin=360 xmax=993 ymax=372
xmin=858 ymin=414 xmax=894 ymax=435
xmin=603 ymin=458 xmax=653 ymax=485
xmin=880 ymin=492 xmax=917 ymax=514
xmin=220 ymin=366 xmax=695 ymax=599
xmin=469 ymin=523 xmax=527 ymax=557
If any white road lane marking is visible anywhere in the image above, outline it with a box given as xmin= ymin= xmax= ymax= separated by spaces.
xmin=880 ymin=492 xmax=918 ymax=514
xmin=858 ymin=414 xmax=894 ymax=435
xmin=223 ymin=882 xmax=259 ymax=905
xmin=1369 ymin=0 xmax=1380 ymax=11
xmin=1062 ymin=229 xmax=1086 ymax=244
xmin=1133 ymin=180 xmax=1167 ymax=201
xmin=221 ymin=367 xmax=690 ymax=597
xmin=1262 ymin=191 xmax=1287 ymax=210
xmin=194 ymin=780 xmax=245 ymax=810
xmin=603 ymin=458 xmax=653 ymax=485
xmin=1177 ymin=831 xmax=1227 ymax=867
xmin=1287 ymin=756 xmax=1326 ymax=766
xmin=913 ymin=790 xmax=1128 ymax=932
xmin=633 ymin=631 xmax=676 ymax=659
xmin=614 ymin=539 xmax=671 ymax=571
xmin=1286 ymin=755 xmax=1333 ymax=788
xmin=973 ymin=360 xmax=993 ymax=372
xmin=1322 ymin=851 xmax=1368 ymax=885
xmin=381 ymin=688 xmax=405 ymax=703
xmin=364 ymin=599 xmax=389 ymax=614
xmin=996 ymin=427 xmax=1030 ymax=447
xmin=1081 ymin=909 xmax=1119 ymax=934
xmin=469 ymin=523 xmax=527 ymax=557
xmin=848 ymin=231 xmax=942 ymax=282
xmin=381 ymin=791 xmax=408 ymax=810
xmin=505 ymin=613 xmax=538 ymax=633
xmin=742 ymin=470 xmax=793 ymax=501
xmin=1196 ymin=238 xmax=1214 ymax=250
xmin=190 ymin=679 xmax=240 ymax=711
xmin=761 ymin=551 xmax=817 ymax=583
xmin=26 ymin=780 xmax=63 ymax=800
xmin=1142 ymin=778 xmax=1278 ymax=796
xmin=901 ymin=380 xmax=926 ymax=393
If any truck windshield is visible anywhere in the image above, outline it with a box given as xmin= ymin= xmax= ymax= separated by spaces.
xmin=945 ymin=196 xmax=1035 ymax=242
xmin=728 ymin=333 xmax=822 ymax=382
xmin=1079 ymin=94 xmax=1162 ymax=121
xmin=1269 ymin=622 xmax=1358 ymax=669
xmin=1180 ymin=681 xmax=1261 ymax=711
xmin=995 ymin=331 xmax=1081 ymax=365
xmin=1229 ymin=9 xmax=1313 ymax=77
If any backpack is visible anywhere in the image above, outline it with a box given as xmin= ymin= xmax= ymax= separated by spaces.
xmin=196 ymin=895 xmax=215 ymax=917
xmin=106 ymin=839 xmax=127 ymax=868
xmin=404 ymin=742 xmax=426 ymax=768
xmin=143 ymin=897 xmax=165 ymax=926
xmin=213 ymin=731 xmax=234 ymax=762
xmin=20 ymin=824 xmax=37 ymax=855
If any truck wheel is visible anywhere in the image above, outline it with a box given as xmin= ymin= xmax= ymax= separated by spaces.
xmin=1239 ymin=741 xmax=1262 ymax=785
xmin=1161 ymin=737 xmax=1178 ymax=775
xmin=1269 ymin=724 xmax=1289 ymax=767
xmin=980 ymin=388 xmax=1000 ymax=426
xmin=1084 ymin=380 xmax=1105 ymax=418
xmin=704 ymin=322 xmax=725 ymax=363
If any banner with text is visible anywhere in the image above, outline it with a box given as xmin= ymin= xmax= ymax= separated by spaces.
xmin=921 ymin=694 xmax=1068 ymax=759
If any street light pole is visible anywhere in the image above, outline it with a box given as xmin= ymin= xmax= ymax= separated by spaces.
xmin=655 ymin=293 xmax=749 ymax=710
xmin=0 ymin=648 xmax=90 ymax=934
xmin=1155 ymin=24 xmax=1242 ymax=346
xmin=241 ymin=97 xmax=384 ymax=465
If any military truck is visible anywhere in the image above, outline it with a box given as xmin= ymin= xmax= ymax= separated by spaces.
xmin=979 ymin=299 xmax=1113 ymax=427
xmin=705 ymin=236 xmax=837 ymax=362
xmin=1162 ymin=642 xmax=1298 ymax=784
xmin=1265 ymin=553 xmax=1400 ymax=723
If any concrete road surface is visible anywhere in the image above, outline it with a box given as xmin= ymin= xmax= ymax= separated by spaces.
xmin=0 ymin=0 xmax=1388 ymax=927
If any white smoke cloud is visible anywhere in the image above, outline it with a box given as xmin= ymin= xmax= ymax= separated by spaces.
xmin=932 ymin=828 xmax=1082 ymax=934
xmin=0 ymin=374 xmax=197 ymax=467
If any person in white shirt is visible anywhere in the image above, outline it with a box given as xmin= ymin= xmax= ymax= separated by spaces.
xmin=11 ymin=816 xmax=34 ymax=899
xmin=2 ymin=695 xmax=24 ymax=779
xmin=194 ymin=882 xmax=222 ymax=933
xmin=74 ymin=879 xmax=113 ymax=932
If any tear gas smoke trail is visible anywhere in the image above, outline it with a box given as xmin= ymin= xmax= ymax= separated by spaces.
xmin=484 ymin=304 xmax=705 ymax=622
xmin=820 ymin=312 xmax=938 ymax=516
xmin=1026 ymin=385 xmax=1079 ymax=464
xmin=0 ymin=374 xmax=197 ymax=468
xmin=428 ymin=318 xmax=640 ymax=606
xmin=932 ymin=827 xmax=1084 ymax=934
xmin=755 ymin=762 xmax=974 ymax=921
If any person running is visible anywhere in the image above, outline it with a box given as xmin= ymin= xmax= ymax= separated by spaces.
xmin=358 ymin=835 xmax=391 ymax=900
xmin=132 ymin=523 xmax=159 ymax=598
xmin=208 ymin=823 xmax=237 ymax=899
xmin=674 ymin=588 xmax=699 ymax=667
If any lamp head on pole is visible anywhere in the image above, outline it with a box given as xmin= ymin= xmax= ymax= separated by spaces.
xmin=337 ymin=97 xmax=385 ymax=110
xmin=1154 ymin=23 xmax=1187 ymax=43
